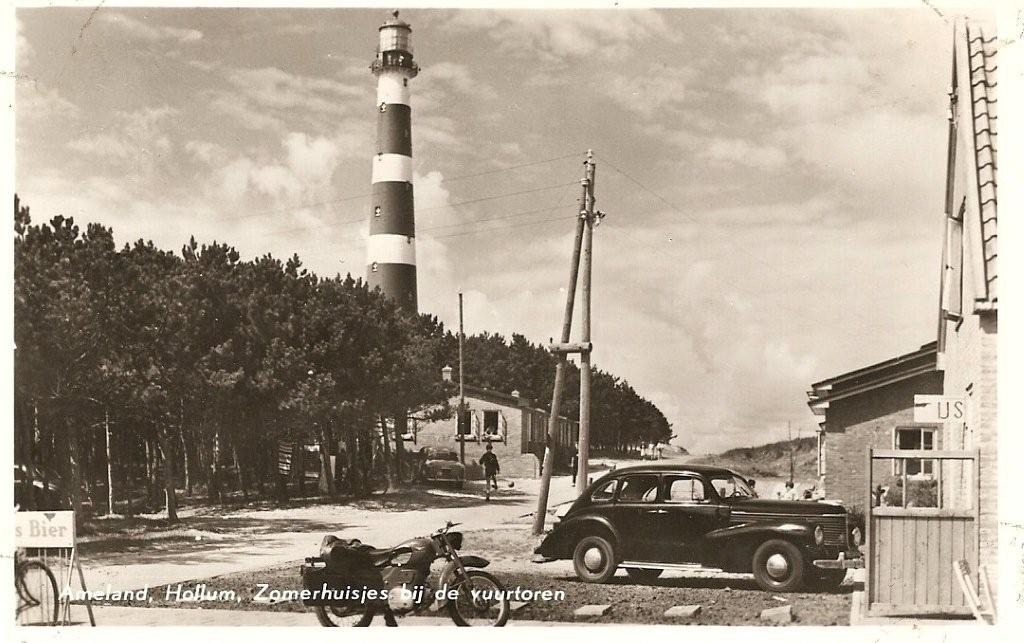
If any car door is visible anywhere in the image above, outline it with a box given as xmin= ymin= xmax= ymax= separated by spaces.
xmin=652 ymin=474 xmax=723 ymax=563
xmin=610 ymin=473 xmax=662 ymax=561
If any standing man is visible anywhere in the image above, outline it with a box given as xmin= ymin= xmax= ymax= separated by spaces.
xmin=570 ymin=446 xmax=580 ymax=487
xmin=479 ymin=444 xmax=500 ymax=501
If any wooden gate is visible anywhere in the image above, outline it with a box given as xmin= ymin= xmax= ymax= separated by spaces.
xmin=864 ymin=448 xmax=979 ymax=617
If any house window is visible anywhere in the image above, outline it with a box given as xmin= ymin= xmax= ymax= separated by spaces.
xmin=894 ymin=426 xmax=936 ymax=477
xmin=483 ymin=410 xmax=499 ymax=435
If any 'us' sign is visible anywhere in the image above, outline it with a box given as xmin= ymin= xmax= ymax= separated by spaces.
xmin=913 ymin=395 xmax=966 ymax=423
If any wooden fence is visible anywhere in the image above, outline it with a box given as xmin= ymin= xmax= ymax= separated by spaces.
xmin=864 ymin=448 xmax=979 ymax=617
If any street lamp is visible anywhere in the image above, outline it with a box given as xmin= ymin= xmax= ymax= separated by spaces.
xmin=441 ymin=365 xmax=453 ymax=383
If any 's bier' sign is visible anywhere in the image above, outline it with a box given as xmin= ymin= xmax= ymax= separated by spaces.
xmin=15 ymin=511 xmax=76 ymax=548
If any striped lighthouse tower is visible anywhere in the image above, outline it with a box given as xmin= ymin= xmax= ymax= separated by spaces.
xmin=367 ymin=11 xmax=419 ymax=313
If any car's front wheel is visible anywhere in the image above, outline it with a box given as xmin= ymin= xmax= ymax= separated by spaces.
xmin=751 ymin=539 xmax=805 ymax=592
xmin=572 ymin=535 xmax=617 ymax=583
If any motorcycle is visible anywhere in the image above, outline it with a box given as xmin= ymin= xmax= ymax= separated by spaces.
xmin=300 ymin=521 xmax=510 ymax=626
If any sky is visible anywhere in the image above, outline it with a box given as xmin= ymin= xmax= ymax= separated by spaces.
xmin=14 ymin=4 xmax=991 ymax=453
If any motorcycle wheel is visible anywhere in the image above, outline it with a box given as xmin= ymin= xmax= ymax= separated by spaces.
xmin=314 ymin=605 xmax=375 ymax=627
xmin=447 ymin=569 xmax=510 ymax=627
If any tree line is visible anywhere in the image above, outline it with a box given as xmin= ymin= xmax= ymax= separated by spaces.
xmin=13 ymin=195 xmax=672 ymax=521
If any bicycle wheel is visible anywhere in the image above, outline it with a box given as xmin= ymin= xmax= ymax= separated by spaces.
xmin=447 ymin=570 xmax=510 ymax=626
xmin=16 ymin=559 xmax=60 ymax=626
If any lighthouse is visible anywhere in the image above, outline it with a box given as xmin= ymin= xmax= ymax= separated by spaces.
xmin=367 ymin=11 xmax=419 ymax=313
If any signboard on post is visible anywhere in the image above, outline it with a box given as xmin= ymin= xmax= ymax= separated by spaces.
xmin=914 ymin=395 xmax=966 ymax=423
xmin=14 ymin=510 xmax=95 ymax=626
xmin=15 ymin=511 xmax=76 ymax=548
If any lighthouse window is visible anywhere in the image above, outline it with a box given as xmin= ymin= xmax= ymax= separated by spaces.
xmin=374 ymin=206 xmax=382 ymax=217
xmin=403 ymin=78 xmax=408 ymax=87
xmin=371 ymin=262 xmax=378 ymax=272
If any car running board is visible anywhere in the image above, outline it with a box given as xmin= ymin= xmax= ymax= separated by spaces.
xmin=619 ymin=561 xmax=724 ymax=573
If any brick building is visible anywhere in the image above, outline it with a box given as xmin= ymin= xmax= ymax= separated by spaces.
xmin=807 ymin=20 xmax=998 ymax=590
xmin=411 ymin=385 xmax=577 ymax=479
xmin=935 ymin=19 xmax=998 ymax=581
xmin=807 ymin=343 xmax=943 ymax=511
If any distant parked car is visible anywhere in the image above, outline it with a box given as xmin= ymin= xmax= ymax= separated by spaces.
xmin=533 ymin=463 xmax=862 ymax=592
xmin=414 ymin=447 xmax=465 ymax=488
xmin=14 ymin=464 xmax=65 ymax=510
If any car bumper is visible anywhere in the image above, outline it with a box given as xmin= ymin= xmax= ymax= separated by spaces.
xmin=812 ymin=550 xmax=864 ymax=570
xmin=532 ymin=533 xmax=558 ymax=563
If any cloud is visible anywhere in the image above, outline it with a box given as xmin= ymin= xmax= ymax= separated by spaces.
xmin=214 ymin=132 xmax=339 ymax=202
xmin=284 ymin=133 xmax=340 ymax=182
xmin=202 ymin=64 xmax=370 ymax=137
xmin=599 ymin=65 xmax=700 ymax=120
xmin=67 ymin=106 xmax=177 ymax=168
xmin=16 ymin=85 xmax=81 ymax=125
xmin=206 ymin=92 xmax=285 ymax=132
xmin=444 ymin=10 xmax=674 ymax=64
xmin=16 ymin=17 xmax=34 ymax=64
xmin=98 ymin=12 xmax=203 ymax=44
xmin=702 ymin=137 xmax=788 ymax=170
xmin=224 ymin=66 xmax=364 ymax=114
xmin=423 ymin=62 xmax=497 ymax=100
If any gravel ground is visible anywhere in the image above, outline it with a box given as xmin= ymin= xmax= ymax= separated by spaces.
xmin=84 ymin=526 xmax=853 ymax=625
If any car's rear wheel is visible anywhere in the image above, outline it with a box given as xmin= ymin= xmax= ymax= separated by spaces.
xmin=625 ymin=567 xmax=662 ymax=583
xmin=752 ymin=539 xmax=805 ymax=592
xmin=572 ymin=535 xmax=617 ymax=584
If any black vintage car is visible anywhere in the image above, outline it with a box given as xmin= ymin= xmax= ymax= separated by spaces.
xmin=414 ymin=447 xmax=466 ymax=488
xmin=533 ymin=464 xmax=862 ymax=592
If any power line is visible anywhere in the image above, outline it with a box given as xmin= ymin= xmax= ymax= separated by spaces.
xmin=248 ymin=181 xmax=577 ymax=239
xmin=293 ymin=185 xmax=581 ymax=263
xmin=213 ymin=151 xmax=585 ymax=224
xmin=436 ymin=151 xmax=587 ymax=183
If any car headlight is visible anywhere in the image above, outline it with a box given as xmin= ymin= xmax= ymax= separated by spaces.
xmin=814 ymin=525 xmax=825 ymax=546
xmin=851 ymin=526 xmax=863 ymax=546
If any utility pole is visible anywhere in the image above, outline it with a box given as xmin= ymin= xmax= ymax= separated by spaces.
xmin=576 ymin=155 xmax=597 ymax=498
xmin=788 ymin=420 xmax=794 ymax=486
xmin=533 ymin=151 xmax=597 ymax=535
xmin=104 ymin=408 xmax=114 ymax=516
xmin=458 ymin=292 xmax=466 ymax=465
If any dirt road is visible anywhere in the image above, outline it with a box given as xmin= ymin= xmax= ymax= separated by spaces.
xmin=78 ymin=474 xmax=579 ymax=594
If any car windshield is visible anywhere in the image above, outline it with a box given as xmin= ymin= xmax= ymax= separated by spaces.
xmin=427 ymin=450 xmax=458 ymax=461
xmin=708 ymin=474 xmax=755 ymax=499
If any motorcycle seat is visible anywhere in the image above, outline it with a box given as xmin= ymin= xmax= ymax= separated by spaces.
xmin=320 ymin=535 xmax=411 ymax=568
xmin=363 ymin=545 xmax=412 ymax=566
